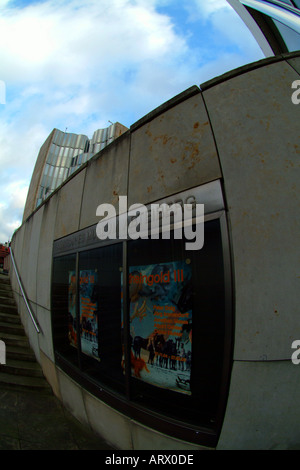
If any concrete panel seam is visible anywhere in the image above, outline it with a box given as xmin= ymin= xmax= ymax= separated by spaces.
xmin=200 ymin=52 xmax=300 ymax=91
xmin=78 ymin=164 xmax=88 ymax=233
xmin=285 ymin=58 xmax=300 ymax=77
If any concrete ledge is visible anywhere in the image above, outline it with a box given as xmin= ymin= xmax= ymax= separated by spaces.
xmin=200 ymin=51 xmax=300 ymax=91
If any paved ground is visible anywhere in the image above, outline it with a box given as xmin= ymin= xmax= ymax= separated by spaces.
xmin=0 ymin=385 xmax=115 ymax=450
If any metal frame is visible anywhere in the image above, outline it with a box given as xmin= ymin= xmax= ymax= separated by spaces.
xmin=51 ymin=181 xmax=234 ymax=447
xmin=9 ymin=246 xmax=41 ymax=334
xmin=227 ymin=0 xmax=300 ymax=57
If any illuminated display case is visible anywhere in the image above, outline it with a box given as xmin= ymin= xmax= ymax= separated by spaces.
xmin=51 ymin=181 xmax=234 ymax=446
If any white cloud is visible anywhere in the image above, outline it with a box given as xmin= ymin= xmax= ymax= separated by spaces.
xmin=0 ymin=0 xmax=264 ymax=242
xmin=0 ymin=0 xmax=187 ymax=85
xmin=185 ymin=0 xmax=231 ymax=21
xmin=0 ymin=179 xmax=29 ymax=242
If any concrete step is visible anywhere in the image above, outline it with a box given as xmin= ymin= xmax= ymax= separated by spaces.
xmin=0 ymin=295 xmax=15 ymax=305
xmin=0 ymin=275 xmax=52 ymax=394
xmin=0 ymin=321 xmax=26 ymax=336
xmin=6 ymin=344 xmax=36 ymax=362
xmin=0 ymin=370 xmax=52 ymax=393
xmin=0 ymin=274 xmax=10 ymax=284
xmin=2 ymin=358 xmax=44 ymax=378
xmin=0 ymin=331 xmax=30 ymax=348
xmin=0 ymin=312 xmax=21 ymax=325
xmin=0 ymin=282 xmax=13 ymax=297
xmin=0 ymin=302 xmax=18 ymax=313
xmin=0 ymin=287 xmax=14 ymax=297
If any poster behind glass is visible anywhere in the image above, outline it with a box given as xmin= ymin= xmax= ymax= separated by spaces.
xmin=68 ymin=270 xmax=77 ymax=348
xmin=127 ymin=260 xmax=192 ymax=395
xmin=79 ymin=270 xmax=100 ymax=361
xmin=68 ymin=269 xmax=100 ymax=361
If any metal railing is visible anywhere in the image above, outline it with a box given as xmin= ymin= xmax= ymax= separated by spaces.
xmin=9 ymin=247 xmax=41 ymax=334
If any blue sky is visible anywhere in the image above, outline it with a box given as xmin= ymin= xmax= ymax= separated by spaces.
xmin=0 ymin=0 xmax=264 ymax=242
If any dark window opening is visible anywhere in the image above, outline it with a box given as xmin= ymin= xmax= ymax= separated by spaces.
xmin=51 ymin=214 xmax=233 ymax=445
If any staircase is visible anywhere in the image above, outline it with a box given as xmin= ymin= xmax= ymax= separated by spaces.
xmin=0 ymin=273 xmax=51 ymax=393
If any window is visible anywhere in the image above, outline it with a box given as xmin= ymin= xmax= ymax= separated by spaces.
xmin=125 ymin=218 xmax=227 ymax=427
xmin=272 ymin=17 xmax=300 ymax=50
xmin=52 ymin=245 xmax=124 ymax=393
xmin=78 ymin=244 xmax=124 ymax=393
xmin=51 ymin=184 xmax=233 ymax=446
xmin=52 ymin=254 xmax=78 ymax=367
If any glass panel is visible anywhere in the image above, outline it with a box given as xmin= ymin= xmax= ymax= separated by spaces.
xmin=70 ymin=134 xmax=77 ymax=148
xmin=54 ymin=130 xmax=64 ymax=147
xmin=53 ymin=167 xmax=59 ymax=179
xmin=48 ymin=165 xmax=54 ymax=178
xmin=76 ymin=134 xmax=85 ymax=150
xmin=44 ymin=164 xmax=50 ymax=176
xmin=47 ymin=151 xmax=55 ymax=166
xmin=126 ymin=219 xmax=226 ymax=427
xmin=66 ymin=133 xmax=72 ymax=147
xmin=56 ymin=154 xmax=62 ymax=167
xmin=276 ymin=0 xmax=294 ymax=5
xmin=60 ymin=154 xmax=67 ymax=167
xmin=58 ymin=167 xmax=65 ymax=179
xmin=51 ymin=177 xmax=57 ymax=190
xmin=52 ymin=254 xmax=79 ymax=367
xmin=272 ymin=18 xmax=300 ymax=51
xmin=78 ymin=243 xmax=125 ymax=393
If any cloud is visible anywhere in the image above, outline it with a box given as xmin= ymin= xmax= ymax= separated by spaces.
xmin=0 ymin=0 xmax=264 ymax=242
xmin=0 ymin=178 xmax=29 ymax=242
xmin=190 ymin=0 xmax=232 ymax=19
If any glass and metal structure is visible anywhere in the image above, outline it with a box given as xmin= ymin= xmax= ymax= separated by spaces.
xmin=51 ymin=181 xmax=234 ymax=447
xmin=36 ymin=123 xmax=128 ymax=208
xmin=228 ymin=0 xmax=300 ymax=56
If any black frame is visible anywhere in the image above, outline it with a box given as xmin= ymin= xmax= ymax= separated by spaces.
xmin=51 ymin=192 xmax=234 ymax=447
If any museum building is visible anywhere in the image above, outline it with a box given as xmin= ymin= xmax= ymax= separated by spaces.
xmin=7 ymin=0 xmax=300 ymax=450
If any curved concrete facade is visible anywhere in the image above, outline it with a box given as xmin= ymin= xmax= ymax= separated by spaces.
xmin=10 ymin=52 xmax=300 ymax=450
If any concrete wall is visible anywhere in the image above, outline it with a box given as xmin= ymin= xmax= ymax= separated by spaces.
xmin=10 ymin=52 xmax=300 ymax=450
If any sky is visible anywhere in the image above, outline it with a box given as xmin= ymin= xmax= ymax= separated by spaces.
xmin=0 ymin=0 xmax=264 ymax=243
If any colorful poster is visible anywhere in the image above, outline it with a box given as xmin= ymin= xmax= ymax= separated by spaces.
xmin=79 ymin=270 xmax=100 ymax=361
xmin=128 ymin=260 xmax=192 ymax=395
xmin=68 ymin=270 xmax=77 ymax=347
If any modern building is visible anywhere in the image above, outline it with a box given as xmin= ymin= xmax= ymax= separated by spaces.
xmin=228 ymin=0 xmax=300 ymax=56
xmin=6 ymin=2 xmax=300 ymax=451
xmin=23 ymin=122 xmax=128 ymax=221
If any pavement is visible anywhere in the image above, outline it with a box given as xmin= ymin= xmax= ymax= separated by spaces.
xmin=0 ymin=385 xmax=115 ymax=450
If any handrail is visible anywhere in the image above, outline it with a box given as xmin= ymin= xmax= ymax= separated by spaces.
xmin=9 ymin=247 xmax=41 ymax=334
